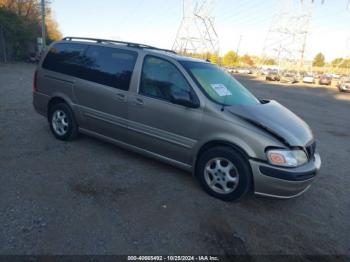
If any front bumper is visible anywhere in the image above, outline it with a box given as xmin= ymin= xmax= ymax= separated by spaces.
xmin=250 ymin=153 xmax=321 ymax=199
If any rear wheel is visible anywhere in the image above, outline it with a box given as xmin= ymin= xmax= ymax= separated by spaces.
xmin=49 ymin=103 xmax=78 ymax=141
xmin=196 ymin=146 xmax=252 ymax=201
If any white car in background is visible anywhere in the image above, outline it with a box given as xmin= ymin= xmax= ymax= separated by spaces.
xmin=337 ymin=77 xmax=350 ymax=92
xmin=331 ymin=73 xmax=341 ymax=80
xmin=237 ymin=68 xmax=252 ymax=74
xmin=303 ymin=74 xmax=315 ymax=84
xmin=225 ymin=67 xmax=236 ymax=74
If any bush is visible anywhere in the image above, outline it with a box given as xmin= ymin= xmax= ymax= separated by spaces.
xmin=0 ymin=0 xmax=61 ymax=61
xmin=0 ymin=7 xmax=40 ymax=60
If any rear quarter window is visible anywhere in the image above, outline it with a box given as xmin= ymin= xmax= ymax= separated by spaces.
xmin=42 ymin=43 xmax=87 ymax=78
xmin=42 ymin=43 xmax=138 ymax=91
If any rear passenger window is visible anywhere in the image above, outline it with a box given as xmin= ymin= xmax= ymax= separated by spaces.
xmin=83 ymin=46 xmax=137 ymax=90
xmin=42 ymin=43 xmax=87 ymax=78
xmin=42 ymin=43 xmax=138 ymax=91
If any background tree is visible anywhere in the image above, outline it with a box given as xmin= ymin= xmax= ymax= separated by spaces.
xmin=313 ymin=52 xmax=325 ymax=67
xmin=223 ymin=51 xmax=238 ymax=67
xmin=0 ymin=0 xmax=40 ymax=20
xmin=340 ymin=58 xmax=350 ymax=68
xmin=45 ymin=8 xmax=62 ymax=41
xmin=241 ymin=54 xmax=254 ymax=66
xmin=331 ymin=57 xmax=350 ymax=68
xmin=0 ymin=7 xmax=36 ymax=60
xmin=331 ymin=58 xmax=343 ymax=66
xmin=0 ymin=0 xmax=61 ymax=61
xmin=210 ymin=53 xmax=220 ymax=65
xmin=264 ymin=58 xmax=277 ymax=65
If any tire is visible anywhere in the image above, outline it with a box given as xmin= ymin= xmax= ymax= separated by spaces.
xmin=196 ymin=146 xmax=252 ymax=201
xmin=49 ymin=102 xmax=78 ymax=141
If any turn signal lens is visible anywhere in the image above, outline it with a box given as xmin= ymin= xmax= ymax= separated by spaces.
xmin=268 ymin=153 xmax=286 ymax=165
xmin=267 ymin=149 xmax=308 ymax=167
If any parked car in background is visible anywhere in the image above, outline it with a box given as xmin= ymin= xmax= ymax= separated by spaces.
xmin=313 ymin=72 xmax=321 ymax=80
xmin=337 ymin=77 xmax=350 ymax=92
xmin=237 ymin=68 xmax=253 ymax=74
xmin=331 ymin=73 xmax=341 ymax=80
xmin=280 ymin=72 xmax=299 ymax=84
xmin=260 ymin=69 xmax=270 ymax=75
xmin=319 ymin=75 xmax=332 ymax=85
xmin=303 ymin=74 xmax=315 ymax=84
xmin=225 ymin=67 xmax=233 ymax=73
xmin=266 ymin=71 xmax=280 ymax=81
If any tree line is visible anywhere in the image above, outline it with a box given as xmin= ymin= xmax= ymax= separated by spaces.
xmin=182 ymin=51 xmax=277 ymax=68
xmin=313 ymin=52 xmax=350 ymax=69
xmin=0 ymin=0 xmax=61 ymax=61
xmin=185 ymin=51 xmax=349 ymax=70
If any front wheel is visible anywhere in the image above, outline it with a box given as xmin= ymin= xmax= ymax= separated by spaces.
xmin=196 ymin=146 xmax=252 ymax=201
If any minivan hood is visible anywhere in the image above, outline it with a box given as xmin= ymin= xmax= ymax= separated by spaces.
xmin=227 ymin=100 xmax=313 ymax=147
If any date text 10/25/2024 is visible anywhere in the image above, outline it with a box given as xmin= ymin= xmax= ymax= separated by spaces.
xmin=127 ymin=256 xmax=220 ymax=261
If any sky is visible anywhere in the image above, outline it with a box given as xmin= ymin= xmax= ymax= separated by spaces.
xmin=51 ymin=0 xmax=350 ymax=62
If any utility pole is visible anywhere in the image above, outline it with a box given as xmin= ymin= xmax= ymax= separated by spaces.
xmin=41 ymin=0 xmax=47 ymax=50
xmin=0 ymin=24 xmax=7 ymax=63
xmin=173 ymin=0 xmax=219 ymax=55
xmin=236 ymin=35 xmax=242 ymax=56
xmin=346 ymin=37 xmax=350 ymax=75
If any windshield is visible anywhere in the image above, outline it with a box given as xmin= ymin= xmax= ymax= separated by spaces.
xmin=181 ymin=61 xmax=259 ymax=106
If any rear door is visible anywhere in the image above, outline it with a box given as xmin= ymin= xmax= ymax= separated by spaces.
xmin=127 ymin=55 xmax=203 ymax=166
xmin=73 ymin=45 xmax=138 ymax=142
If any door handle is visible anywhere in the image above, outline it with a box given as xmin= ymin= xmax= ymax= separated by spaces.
xmin=135 ymin=98 xmax=144 ymax=106
xmin=115 ymin=93 xmax=127 ymax=102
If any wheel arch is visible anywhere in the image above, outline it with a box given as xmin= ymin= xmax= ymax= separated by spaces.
xmin=193 ymin=140 xmax=252 ymax=171
xmin=48 ymin=97 xmax=67 ymax=110
xmin=47 ymin=94 xmax=77 ymax=121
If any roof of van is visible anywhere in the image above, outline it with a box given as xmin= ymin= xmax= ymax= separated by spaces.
xmin=59 ymin=37 xmax=209 ymax=64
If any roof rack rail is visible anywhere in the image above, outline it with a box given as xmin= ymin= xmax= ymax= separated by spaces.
xmin=62 ymin=37 xmax=177 ymax=54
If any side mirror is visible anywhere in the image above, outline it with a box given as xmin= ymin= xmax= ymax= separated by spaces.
xmin=170 ymin=89 xmax=199 ymax=108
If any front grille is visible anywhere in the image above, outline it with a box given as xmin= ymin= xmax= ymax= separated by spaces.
xmin=306 ymin=141 xmax=316 ymax=159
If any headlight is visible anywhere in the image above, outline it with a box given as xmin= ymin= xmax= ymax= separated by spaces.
xmin=267 ymin=149 xmax=308 ymax=167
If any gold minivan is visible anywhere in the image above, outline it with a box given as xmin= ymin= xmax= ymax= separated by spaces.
xmin=33 ymin=37 xmax=321 ymax=201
